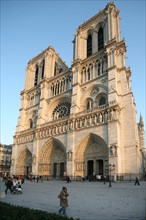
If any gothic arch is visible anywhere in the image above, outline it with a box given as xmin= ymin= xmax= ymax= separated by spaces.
xmin=38 ymin=138 xmax=66 ymax=176
xmin=75 ymin=133 xmax=107 ymax=159
xmin=16 ymin=148 xmax=32 ymax=176
xmin=95 ymin=21 xmax=105 ymax=32
xmin=74 ymin=133 xmax=108 ymax=177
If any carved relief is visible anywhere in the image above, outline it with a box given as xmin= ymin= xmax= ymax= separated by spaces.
xmin=16 ymin=149 xmax=32 ymax=175
xmin=38 ymin=138 xmax=66 ymax=175
xmin=67 ymin=150 xmax=72 ymax=161
xmin=101 ymin=77 xmax=108 ymax=84
xmin=86 ymin=143 xmax=105 ymax=157
xmin=109 ymin=144 xmax=117 ymax=157
xmin=76 ymin=162 xmax=84 ymax=171
xmin=91 ymin=88 xmax=99 ymax=96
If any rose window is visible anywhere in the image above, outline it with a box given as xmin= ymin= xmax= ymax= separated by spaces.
xmin=52 ymin=102 xmax=71 ymax=119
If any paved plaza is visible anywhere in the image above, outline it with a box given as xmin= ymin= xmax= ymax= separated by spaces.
xmin=0 ymin=179 xmax=146 ymax=220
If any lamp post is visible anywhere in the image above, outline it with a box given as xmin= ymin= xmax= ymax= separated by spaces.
xmin=108 ymin=164 xmax=115 ymax=187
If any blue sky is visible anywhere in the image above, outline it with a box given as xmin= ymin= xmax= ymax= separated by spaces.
xmin=1 ymin=0 xmax=145 ymax=145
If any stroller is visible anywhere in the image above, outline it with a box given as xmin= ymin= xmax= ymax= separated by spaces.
xmin=11 ymin=182 xmax=22 ymax=194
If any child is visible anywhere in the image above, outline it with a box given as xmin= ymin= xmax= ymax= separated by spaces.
xmin=58 ymin=186 xmax=69 ymax=216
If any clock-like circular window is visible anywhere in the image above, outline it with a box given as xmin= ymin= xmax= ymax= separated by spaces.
xmin=53 ymin=102 xmax=71 ymax=119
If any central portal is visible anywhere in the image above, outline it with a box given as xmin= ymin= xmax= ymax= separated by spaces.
xmin=75 ymin=133 xmax=108 ymax=178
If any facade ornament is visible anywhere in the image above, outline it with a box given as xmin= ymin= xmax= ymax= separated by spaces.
xmin=91 ymin=88 xmax=99 ymax=96
xmin=109 ymin=144 xmax=117 ymax=157
xmin=82 ymin=87 xmax=86 ymax=92
xmin=101 ymin=77 xmax=108 ymax=84
xmin=67 ymin=150 xmax=72 ymax=161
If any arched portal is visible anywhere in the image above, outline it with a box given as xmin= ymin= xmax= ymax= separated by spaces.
xmin=16 ymin=149 xmax=32 ymax=176
xmin=38 ymin=138 xmax=66 ymax=177
xmin=75 ymin=133 xmax=108 ymax=178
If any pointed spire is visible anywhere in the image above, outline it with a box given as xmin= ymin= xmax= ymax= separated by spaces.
xmin=139 ymin=114 xmax=144 ymax=130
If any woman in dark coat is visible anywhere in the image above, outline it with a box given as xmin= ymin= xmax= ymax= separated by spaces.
xmin=5 ymin=177 xmax=13 ymax=194
xmin=58 ymin=186 xmax=69 ymax=215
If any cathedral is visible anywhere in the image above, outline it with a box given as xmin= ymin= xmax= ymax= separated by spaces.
xmin=11 ymin=2 xmax=145 ymax=180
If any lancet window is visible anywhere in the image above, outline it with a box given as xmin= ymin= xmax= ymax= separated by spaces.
xmin=34 ymin=65 xmax=39 ymax=86
xmin=87 ymin=34 xmax=92 ymax=57
xmin=98 ymin=62 xmax=101 ymax=76
xmin=88 ymin=67 xmax=90 ymax=80
xmin=54 ymin=62 xmax=58 ymax=76
xmin=41 ymin=60 xmax=45 ymax=78
xmin=30 ymin=119 xmax=33 ymax=128
xmin=98 ymin=27 xmax=104 ymax=51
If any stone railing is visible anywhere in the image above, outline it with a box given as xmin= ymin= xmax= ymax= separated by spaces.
xmin=15 ymin=100 xmax=119 ymax=144
xmin=49 ymin=71 xmax=72 ymax=97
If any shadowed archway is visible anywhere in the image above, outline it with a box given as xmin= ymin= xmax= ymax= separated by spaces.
xmin=74 ymin=133 xmax=108 ymax=178
xmin=38 ymin=138 xmax=66 ymax=177
xmin=16 ymin=149 xmax=32 ymax=176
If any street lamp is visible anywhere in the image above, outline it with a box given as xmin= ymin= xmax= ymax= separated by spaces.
xmin=108 ymin=164 xmax=115 ymax=187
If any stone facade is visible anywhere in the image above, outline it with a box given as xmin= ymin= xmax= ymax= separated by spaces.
xmin=11 ymin=2 xmax=145 ymax=180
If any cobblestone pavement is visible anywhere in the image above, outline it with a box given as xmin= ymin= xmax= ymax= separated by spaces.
xmin=0 ymin=179 xmax=146 ymax=220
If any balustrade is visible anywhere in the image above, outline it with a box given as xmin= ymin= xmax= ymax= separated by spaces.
xmin=51 ymin=72 xmax=72 ymax=97
xmin=16 ymin=103 xmax=118 ymax=145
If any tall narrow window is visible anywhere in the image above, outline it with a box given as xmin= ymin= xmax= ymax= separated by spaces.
xmin=88 ymin=68 xmax=90 ymax=80
xmin=98 ymin=27 xmax=104 ymax=51
xmin=87 ymin=101 xmax=90 ymax=110
xmin=34 ymin=65 xmax=38 ymax=86
xmin=87 ymin=34 xmax=92 ymax=57
xmin=41 ymin=60 xmax=45 ymax=78
xmin=54 ymin=62 xmax=58 ymax=76
xmin=98 ymin=63 xmax=101 ymax=76
xmin=30 ymin=119 xmax=33 ymax=128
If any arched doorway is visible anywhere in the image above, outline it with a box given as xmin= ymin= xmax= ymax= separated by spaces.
xmin=75 ymin=133 xmax=108 ymax=178
xmin=16 ymin=149 xmax=32 ymax=176
xmin=39 ymin=138 xmax=66 ymax=178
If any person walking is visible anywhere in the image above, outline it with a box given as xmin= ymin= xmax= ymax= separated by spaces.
xmin=103 ymin=175 xmax=106 ymax=184
xmin=135 ymin=177 xmax=140 ymax=185
xmin=66 ymin=176 xmax=71 ymax=183
xmin=5 ymin=176 xmax=13 ymax=194
xmin=58 ymin=186 xmax=69 ymax=216
xmin=36 ymin=176 xmax=39 ymax=183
